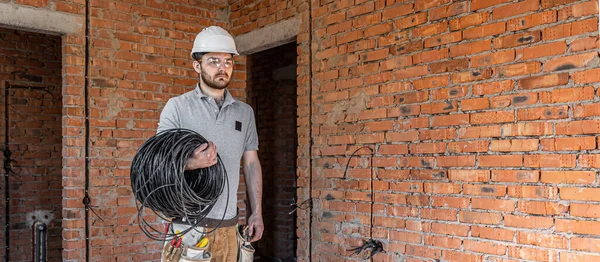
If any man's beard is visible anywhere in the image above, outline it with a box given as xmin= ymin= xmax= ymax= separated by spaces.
xmin=201 ymin=70 xmax=230 ymax=90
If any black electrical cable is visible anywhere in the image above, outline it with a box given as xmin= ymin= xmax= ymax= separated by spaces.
xmin=343 ymin=146 xmax=385 ymax=260
xmin=130 ymin=128 xmax=229 ymax=241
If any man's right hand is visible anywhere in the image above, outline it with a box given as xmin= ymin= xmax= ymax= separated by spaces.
xmin=185 ymin=141 xmax=218 ymax=170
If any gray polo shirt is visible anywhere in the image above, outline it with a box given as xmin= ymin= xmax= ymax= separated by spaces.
xmin=157 ymin=85 xmax=259 ymax=220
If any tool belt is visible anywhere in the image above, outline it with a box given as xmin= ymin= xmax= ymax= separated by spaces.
xmin=172 ymin=213 xmax=239 ymax=228
xmin=161 ymin=218 xmax=254 ymax=262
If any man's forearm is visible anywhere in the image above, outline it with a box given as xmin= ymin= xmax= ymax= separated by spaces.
xmin=244 ymin=160 xmax=263 ymax=214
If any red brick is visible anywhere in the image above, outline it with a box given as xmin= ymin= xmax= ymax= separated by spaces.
xmin=431 ymin=222 xmax=469 ymax=236
xmin=458 ymin=125 xmax=502 ymax=139
xmin=463 ymin=22 xmax=506 ymax=39
xmin=479 ymin=155 xmax=523 ymax=167
xmin=451 ymin=68 xmax=492 ymax=83
xmin=495 ymin=62 xmax=541 ymax=77
xmin=509 ymin=246 xmax=557 ymax=261
xmin=450 ymin=12 xmax=490 ymax=31
xmin=556 ymin=120 xmax=600 ymax=135
xmin=540 ymin=137 xmax=596 ymax=151
xmin=448 ymin=170 xmax=490 ymax=182
xmin=412 ymin=21 xmax=448 ymax=38
xmin=525 ymin=154 xmax=576 ymax=168
xmin=421 ymin=208 xmax=457 ymax=221
xmin=395 ymin=65 xmax=428 ymax=79
xmin=430 ymin=2 xmax=467 ymax=21
xmin=473 ymin=80 xmax=514 ymax=95
xmin=492 ymin=0 xmax=539 ymax=20
xmin=560 ymin=253 xmax=600 ymax=262
xmin=364 ymin=22 xmax=393 ymax=38
xmin=461 ymin=98 xmax=489 ymax=111
xmin=395 ymin=91 xmax=428 ymax=104
xmin=386 ymin=130 xmax=419 ymax=142
xmin=336 ymin=30 xmax=363 ymax=44
xmin=447 ymin=140 xmax=489 ymax=153
xmin=436 ymin=155 xmax=476 ymax=167
xmin=460 ymin=211 xmax=503 ymax=224
xmin=421 ymin=101 xmax=458 ymax=114
xmin=507 ymin=10 xmax=557 ymax=31
xmin=353 ymin=13 xmax=382 ymax=29
xmin=389 ymin=104 xmax=421 ymax=117
xmin=432 ymin=86 xmax=468 ymax=100
xmin=502 ymin=122 xmax=553 ymax=137
xmin=494 ymin=31 xmax=540 ymax=49
xmin=571 ymin=36 xmax=599 ymax=52
xmin=361 ymin=49 xmax=389 ymax=62
xmin=543 ymin=52 xmax=598 ymax=72
xmin=517 ymin=106 xmax=568 ymax=121
xmin=415 ymin=0 xmax=450 ymax=11
xmin=464 ymin=184 xmax=507 ymax=197
xmin=541 ymin=171 xmax=596 ymax=184
xmin=425 ymin=182 xmax=462 ymax=194
xmin=560 ymin=187 xmax=600 ymax=201
xmin=556 ymin=219 xmax=600 ymax=235
xmin=380 ymin=55 xmax=412 ymax=70
xmin=471 ymin=0 xmax=512 ymax=10
xmin=504 ymin=214 xmax=553 ymax=229
xmin=432 ymin=196 xmax=470 ymax=208
xmin=464 ymin=239 xmax=506 ymax=255
xmin=559 ymin=1 xmax=600 ymax=20
xmin=347 ymin=2 xmax=375 ymax=18
xmin=425 ymin=235 xmax=462 ymax=249
xmin=490 ymin=93 xmax=538 ymax=108
xmin=381 ymin=3 xmax=413 ymax=20
xmin=413 ymin=48 xmax=448 ymax=64
xmin=571 ymin=203 xmax=600 ymax=218
xmin=541 ymin=86 xmax=594 ymax=103
xmin=543 ymin=18 xmax=598 ymax=40
xmin=472 ymin=50 xmax=515 ymax=67
xmin=518 ymin=201 xmax=569 ymax=215
xmin=508 ymin=185 xmax=559 ymax=199
xmin=411 ymin=170 xmax=447 ymax=180
xmin=471 ymin=111 xmax=514 ymax=124
xmin=424 ymin=31 xmax=462 ymax=48
xmin=450 ymin=39 xmax=491 ymax=57
xmin=413 ymin=75 xmax=449 ymax=90
xmin=395 ymin=12 xmax=428 ymax=30
xmin=427 ymin=114 xmax=467 ymax=127
xmin=391 ymin=41 xmax=424 ymax=55
xmin=429 ymin=59 xmax=469 ymax=73
xmin=572 ymin=68 xmax=600 ymax=84
xmin=472 ymin=198 xmax=515 ymax=212
xmin=492 ymin=170 xmax=540 ymax=182
xmin=518 ymin=232 xmax=568 ymax=249
xmin=491 ymin=139 xmax=538 ymax=152
xmin=471 ymin=226 xmax=514 ymax=241
xmin=572 ymin=237 xmax=600 ymax=252
xmin=410 ymin=142 xmax=446 ymax=154
xmin=420 ymin=128 xmax=456 ymax=140
xmin=541 ymin=0 xmax=579 ymax=8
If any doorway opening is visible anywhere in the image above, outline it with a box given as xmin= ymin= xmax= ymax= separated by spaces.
xmin=0 ymin=27 xmax=63 ymax=261
xmin=247 ymin=42 xmax=298 ymax=262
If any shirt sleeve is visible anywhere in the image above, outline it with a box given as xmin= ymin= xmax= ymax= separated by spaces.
xmin=157 ymin=98 xmax=180 ymax=134
xmin=244 ymin=108 xmax=259 ymax=152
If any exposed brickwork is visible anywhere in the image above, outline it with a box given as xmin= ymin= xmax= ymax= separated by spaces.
xmin=302 ymin=0 xmax=600 ymax=260
xmin=247 ymin=42 xmax=297 ymax=261
xmin=4 ymin=0 xmax=600 ymax=261
xmin=0 ymin=28 xmax=62 ymax=261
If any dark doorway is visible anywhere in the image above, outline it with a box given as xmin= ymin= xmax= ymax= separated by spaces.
xmin=247 ymin=42 xmax=298 ymax=262
xmin=0 ymin=28 xmax=63 ymax=261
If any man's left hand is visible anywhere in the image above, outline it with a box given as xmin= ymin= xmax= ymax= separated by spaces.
xmin=247 ymin=213 xmax=264 ymax=242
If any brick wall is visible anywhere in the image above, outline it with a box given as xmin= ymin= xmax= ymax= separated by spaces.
xmin=305 ymin=0 xmax=600 ymax=261
xmin=247 ymin=42 xmax=297 ymax=261
xmin=0 ymin=28 xmax=62 ymax=261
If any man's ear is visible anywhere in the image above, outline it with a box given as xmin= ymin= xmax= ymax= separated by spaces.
xmin=192 ymin=60 xmax=202 ymax=74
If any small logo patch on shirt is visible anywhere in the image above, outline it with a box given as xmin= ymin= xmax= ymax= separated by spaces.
xmin=235 ymin=121 xmax=242 ymax=131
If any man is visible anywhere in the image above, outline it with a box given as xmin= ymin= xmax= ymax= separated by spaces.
xmin=157 ymin=25 xmax=264 ymax=261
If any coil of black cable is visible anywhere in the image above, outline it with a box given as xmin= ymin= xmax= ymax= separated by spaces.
xmin=130 ymin=128 xmax=227 ymax=240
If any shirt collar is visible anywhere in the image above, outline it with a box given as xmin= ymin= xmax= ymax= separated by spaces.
xmin=194 ymin=84 xmax=236 ymax=107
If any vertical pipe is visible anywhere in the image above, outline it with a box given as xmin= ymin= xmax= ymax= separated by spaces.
xmin=33 ymin=221 xmax=47 ymax=262
xmin=307 ymin=0 xmax=313 ymax=260
xmin=4 ymin=83 xmax=9 ymax=262
xmin=83 ymin=0 xmax=91 ymax=261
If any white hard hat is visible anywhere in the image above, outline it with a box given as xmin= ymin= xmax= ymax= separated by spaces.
xmin=190 ymin=26 xmax=239 ymax=58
